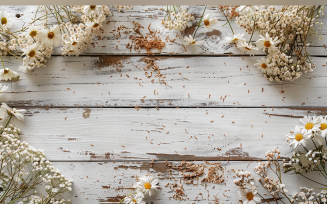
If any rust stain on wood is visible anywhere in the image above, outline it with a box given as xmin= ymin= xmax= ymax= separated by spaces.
xmin=147 ymin=148 xmax=259 ymax=161
xmin=114 ymin=162 xmax=170 ymax=172
xmin=288 ymin=107 xmax=327 ymax=115
xmin=83 ymin=109 xmax=91 ymax=119
xmin=99 ymin=196 xmax=124 ymax=202
xmin=205 ymin=29 xmax=222 ymax=37
xmin=96 ymin=56 xmax=130 ymax=67
xmin=184 ymin=25 xmax=196 ymax=37
xmin=90 ymin=152 xmax=112 ymax=159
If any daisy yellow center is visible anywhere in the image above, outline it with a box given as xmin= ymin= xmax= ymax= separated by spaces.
xmin=261 ymin=63 xmax=268 ymax=69
xmin=90 ymin=5 xmax=96 ymax=9
xmin=47 ymin=32 xmax=55 ymax=39
xmin=191 ymin=41 xmax=196 ymax=45
xmin=245 ymin=47 xmax=251 ymax=50
xmin=263 ymin=41 xmax=271 ymax=48
xmin=69 ymin=50 xmax=75 ymax=52
xmin=295 ymin=134 xmax=303 ymax=141
xmin=28 ymin=50 xmax=36 ymax=58
xmin=144 ymin=182 xmax=151 ymax=189
xmin=320 ymin=123 xmax=327 ymax=130
xmin=3 ymin=69 xmax=9 ymax=74
xmin=305 ymin=123 xmax=314 ymax=130
xmin=72 ymin=41 xmax=78 ymax=45
xmin=132 ymin=199 xmax=137 ymax=203
xmin=247 ymin=192 xmax=254 ymax=200
xmin=30 ymin=30 xmax=37 ymax=37
xmin=93 ymin=23 xmax=100 ymax=28
xmin=1 ymin=17 xmax=7 ymax=25
xmin=204 ymin=19 xmax=210 ymax=26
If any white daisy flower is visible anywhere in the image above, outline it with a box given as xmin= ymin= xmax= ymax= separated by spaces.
xmin=22 ymin=43 xmax=42 ymax=65
xmin=65 ymin=37 xmax=81 ymax=50
xmin=0 ymin=11 xmax=12 ymax=31
xmin=1 ymin=102 xmax=26 ymax=121
xmin=83 ymin=5 xmax=102 ymax=17
xmin=254 ymin=58 xmax=274 ymax=72
xmin=298 ymin=116 xmax=320 ymax=133
xmin=40 ymin=25 xmax=62 ymax=47
xmin=224 ymin=33 xmax=246 ymax=44
xmin=0 ymin=68 xmax=19 ymax=81
xmin=24 ymin=24 xmax=41 ymax=42
xmin=124 ymin=193 xmax=145 ymax=204
xmin=256 ymin=33 xmax=280 ymax=53
xmin=236 ymin=42 xmax=258 ymax=56
xmin=285 ymin=126 xmax=311 ymax=148
xmin=0 ymin=107 xmax=8 ymax=121
xmin=0 ymin=84 xmax=8 ymax=93
xmin=202 ymin=13 xmax=218 ymax=30
xmin=85 ymin=14 xmax=106 ymax=32
xmin=135 ymin=175 xmax=159 ymax=197
xmin=235 ymin=6 xmax=259 ymax=15
xmin=318 ymin=116 xmax=327 ymax=138
xmin=238 ymin=188 xmax=261 ymax=204
xmin=183 ymin=35 xmax=204 ymax=46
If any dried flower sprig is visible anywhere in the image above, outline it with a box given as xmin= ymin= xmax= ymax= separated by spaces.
xmin=224 ymin=5 xmax=325 ymax=82
xmin=161 ymin=6 xmax=195 ymax=32
xmin=0 ymin=103 xmax=73 ymax=204
xmin=233 ymin=115 xmax=327 ymax=203
xmin=161 ymin=5 xmax=220 ymax=47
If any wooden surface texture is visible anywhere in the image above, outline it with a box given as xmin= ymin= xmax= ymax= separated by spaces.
xmin=1 ymin=5 xmax=327 ymax=204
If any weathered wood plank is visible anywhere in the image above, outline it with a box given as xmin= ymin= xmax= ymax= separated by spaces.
xmin=2 ymin=56 xmax=327 ymax=107
xmin=1 ymin=5 xmax=326 ymax=56
xmin=51 ymin=161 xmax=321 ymax=203
xmin=10 ymin=107 xmax=325 ymax=161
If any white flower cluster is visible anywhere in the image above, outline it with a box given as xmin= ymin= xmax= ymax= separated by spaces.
xmin=292 ymin=188 xmax=327 ymax=204
xmin=283 ymin=116 xmax=327 ymax=174
xmin=121 ymin=175 xmax=159 ymax=204
xmin=233 ymin=170 xmax=261 ymax=204
xmin=11 ymin=24 xmax=56 ymax=72
xmin=0 ymin=124 xmax=72 ymax=203
xmin=225 ymin=5 xmax=324 ymax=82
xmin=112 ymin=5 xmax=132 ymax=12
xmin=0 ymin=5 xmax=111 ymax=74
xmin=285 ymin=116 xmax=327 ymax=149
xmin=61 ymin=5 xmax=111 ymax=58
xmin=162 ymin=8 xmax=194 ymax=32
xmin=283 ymin=148 xmax=324 ymax=174
xmin=18 ymin=194 xmax=71 ymax=204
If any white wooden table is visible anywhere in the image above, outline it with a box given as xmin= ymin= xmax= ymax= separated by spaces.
xmin=1 ymin=5 xmax=327 ymax=204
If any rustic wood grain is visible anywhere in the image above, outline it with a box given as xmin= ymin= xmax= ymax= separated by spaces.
xmin=1 ymin=5 xmax=326 ymax=56
xmin=50 ymin=161 xmax=322 ymax=203
xmin=9 ymin=107 xmax=324 ymax=161
xmin=1 ymin=56 xmax=327 ymax=107
xmin=1 ymin=5 xmax=326 ymax=204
